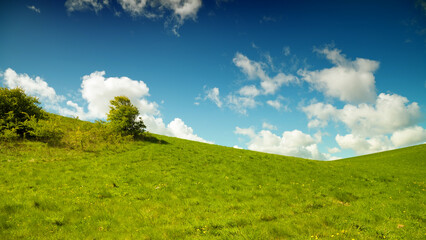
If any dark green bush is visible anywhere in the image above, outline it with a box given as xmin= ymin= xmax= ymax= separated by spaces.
xmin=0 ymin=87 xmax=46 ymax=138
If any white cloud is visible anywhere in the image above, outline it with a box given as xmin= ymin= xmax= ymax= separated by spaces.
xmin=200 ymin=53 xmax=296 ymax=115
xmin=117 ymin=0 xmax=148 ymax=16
xmin=266 ymin=99 xmax=281 ymax=110
xmin=205 ymin=87 xmax=222 ymax=107
xmin=233 ymin=52 xmax=297 ymax=95
xmin=302 ymin=102 xmax=338 ymax=128
xmin=27 ymin=5 xmax=41 ymax=13
xmin=235 ymin=127 xmax=331 ymax=160
xmin=339 ymin=93 xmax=421 ymax=137
xmin=304 ymin=92 xmax=425 ymax=155
xmin=266 ymin=96 xmax=288 ymax=111
xmin=391 ymin=126 xmax=426 ymax=147
xmin=167 ymin=118 xmax=212 ymax=143
xmin=65 ymin=0 xmax=201 ymax=35
xmin=65 ymin=0 xmax=108 ymax=13
xmin=336 ymin=134 xmax=393 ymax=155
xmin=76 ymin=72 xmax=210 ymax=143
xmin=303 ymin=93 xmax=421 ymax=137
xmin=233 ymin=145 xmax=242 ymax=149
xmin=79 ymin=71 xmax=158 ymax=119
xmin=299 ymin=47 xmax=378 ymax=103
xmin=117 ymin=0 xmax=202 ymax=35
xmin=328 ymin=147 xmax=341 ymax=154
xmin=143 ymin=115 xmax=212 ymax=143
xmin=226 ymin=94 xmax=258 ymax=115
xmin=2 ymin=68 xmax=64 ymax=103
xmin=235 ymin=126 xmax=256 ymax=139
xmin=262 ymin=122 xmax=277 ymax=130
xmin=238 ymin=85 xmax=260 ymax=97
xmin=201 ymin=86 xmax=258 ymax=115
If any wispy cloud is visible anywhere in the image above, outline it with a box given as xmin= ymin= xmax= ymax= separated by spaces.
xmin=65 ymin=0 xmax=202 ymax=36
xmin=417 ymin=0 xmax=426 ymax=15
xmin=27 ymin=5 xmax=41 ymax=14
xmin=260 ymin=16 xmax=276 ymax=23
xmin=65 ymin=0 xmax=108 ymax=13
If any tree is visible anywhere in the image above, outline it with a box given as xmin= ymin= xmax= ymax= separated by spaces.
xmin=0 ymin=87 xmax=46 ymax=138
xmin=106 ymin=96 xmax=146 ymax=137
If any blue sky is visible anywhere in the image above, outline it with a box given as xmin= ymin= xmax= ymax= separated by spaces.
xmin=1 ymin=0 xmax=425 ymax=159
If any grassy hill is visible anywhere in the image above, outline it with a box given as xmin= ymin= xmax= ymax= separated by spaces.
xmin=0 ymin=115 xmax=425 ymax=239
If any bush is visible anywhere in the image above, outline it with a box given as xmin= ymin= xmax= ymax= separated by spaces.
xmin=61 ymin=120 xmax=132 ymax=152
xmin=107 ymin=96 xmax=146 ymax=138
xmin=0 ymin=87 xmax=46 ymax=138
xmin=23 ymin=116 xmax=64 ymax=145
xmin=0 ymin=128 xmax=19 ymax=142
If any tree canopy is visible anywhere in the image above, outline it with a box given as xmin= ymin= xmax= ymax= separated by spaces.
xmin=107 ymin=96 xmax=146 ymax=137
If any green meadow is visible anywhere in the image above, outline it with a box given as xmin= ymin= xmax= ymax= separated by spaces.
xmin=0 ymin=116 xmax=425 ymax=239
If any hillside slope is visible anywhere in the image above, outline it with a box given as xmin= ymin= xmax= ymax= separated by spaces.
xmin=0 ymin=116 xmax=425 ymax=239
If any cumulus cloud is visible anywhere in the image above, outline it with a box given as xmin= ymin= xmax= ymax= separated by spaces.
xmin=336 ymin=134 xmax=393 ymax=155
xmin=303 ymin=93 xmax=422 ymax=137
xmin=299 ymin=47 xmax=378 ymax=103
xmin=302 ymin=102 xmax=338 ymax=128
xmin=79 ymin=71 xmax=157 ymax=119
xmin=303 ymin=92 xmax=425 ymax=154
xmin=65 ymin=0 xmax=108 ymax=13
xmin=2 ymin=68 xmax=64 ymax=103
xmin=27 ymin=5 xmax=41 ymax=13
xmin=233 ymin=52 xmax=297 ymax=95
xmin=167 ymin=118 xmax=211 ymax=143
xmin=75 ymin=71 xmax=211 ymax=143
xmin=142 ymin=115 xmax=212 ymax=143
xmin=235 ymin=127 xmax=331 ymax=160
xmin=390 ymin=126 xmax=426 ymax=147
xmin=339 ymin=93 xmax=421 ymax=136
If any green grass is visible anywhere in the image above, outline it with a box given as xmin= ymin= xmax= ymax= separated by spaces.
xmin=0 ymin=116 xmax=425 ymax=239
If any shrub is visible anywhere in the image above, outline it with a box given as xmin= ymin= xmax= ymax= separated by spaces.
xmin=62 ymin=120 xmax=132 ymax=152
xmin=106 ymin=96 xmax=146 ymax=138
xmin=0 ymin=128 xmax=19 ymax=142
xmin=0 ymin=87 xmax=46 ymax=138
xmin=23 ymin=116 xmax=64 ymax=145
